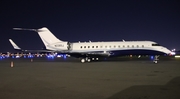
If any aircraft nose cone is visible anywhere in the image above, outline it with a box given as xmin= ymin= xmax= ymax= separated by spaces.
xmin=169 ymin=51 xmax=176 ymax=56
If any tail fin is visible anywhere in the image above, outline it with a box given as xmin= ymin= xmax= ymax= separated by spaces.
xmin=37 ymin=27 xmax=64 ymax=46
xmin=9 ymin=39 xmax=21 ymax=50
xmin=13 ymin=27 xmax=64 ymax=46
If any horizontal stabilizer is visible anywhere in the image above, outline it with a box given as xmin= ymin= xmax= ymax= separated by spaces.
xmin=9 ymin=39 xmax=21 ymax=50
xmin=13 ymin=28 xmax=37 ymax=32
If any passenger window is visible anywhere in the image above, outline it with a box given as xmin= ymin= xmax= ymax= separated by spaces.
xmin=152 ymin=44 xmax=160 ymax=46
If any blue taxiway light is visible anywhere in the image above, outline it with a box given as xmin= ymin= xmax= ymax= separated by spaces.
xmin=150 ymin=56 xmax=154 ymax=60
xmin=47 ymin=54 xmax=55 ymax=59
xmin=63 ymin=55 xmax=67 ymax=59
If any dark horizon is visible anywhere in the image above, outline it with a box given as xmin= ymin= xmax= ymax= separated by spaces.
xmin=0 ymin=0 xmax=180 ymax=52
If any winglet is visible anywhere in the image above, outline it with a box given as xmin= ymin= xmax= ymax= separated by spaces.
xmin=9 ymin=39 xmax=21 ymax=50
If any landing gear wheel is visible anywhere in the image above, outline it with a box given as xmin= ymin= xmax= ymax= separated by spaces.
xmin=81 ymin=58 xmax=86 ymax=63
xmin=96 ymin=58 xmax=99 ymax=60
xmin=153 ymin=60 xmax=158 ymax=64
xmin=87 ymin=58 xmax=91 ymax=62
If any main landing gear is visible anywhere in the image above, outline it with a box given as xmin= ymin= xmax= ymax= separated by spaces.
xmin=153 ymin=55 xmax=159 ymax=64
xmin=80 ymin=57 xmax=99 ymax=63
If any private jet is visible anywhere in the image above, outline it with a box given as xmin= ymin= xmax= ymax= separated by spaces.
xmin=13 ymin=27 xmax=173 ymax=63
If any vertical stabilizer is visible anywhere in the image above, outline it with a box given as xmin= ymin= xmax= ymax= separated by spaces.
xmin=37 ymin=27 xmax=64 ymax=46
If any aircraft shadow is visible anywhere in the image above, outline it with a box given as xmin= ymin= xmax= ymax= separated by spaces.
xmin=107 ymin=76 xmax=180 ymax=99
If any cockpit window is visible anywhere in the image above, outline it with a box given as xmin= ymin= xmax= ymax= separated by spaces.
xmin=152 ymin=43 xmax=161 ymax=46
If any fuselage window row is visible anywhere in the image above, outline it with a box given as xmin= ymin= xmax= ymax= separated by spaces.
xmin=80 ymin=45 xmax=145 ymax=48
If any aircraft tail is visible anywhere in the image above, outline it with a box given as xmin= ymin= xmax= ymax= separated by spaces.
xmin=9 ymin=39 xmax=21 ymax=50
xmin=13 ymin=27 xmax=65 ymax=49
xmin=37 ymin=27 xmax=64 ymax=46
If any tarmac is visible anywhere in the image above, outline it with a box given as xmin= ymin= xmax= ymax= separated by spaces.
xmin=0 ymin=57 xmax=180 ymax=99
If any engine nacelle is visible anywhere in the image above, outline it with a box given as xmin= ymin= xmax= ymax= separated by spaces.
xmin=47 ymin=42 xmax=71 ymax=51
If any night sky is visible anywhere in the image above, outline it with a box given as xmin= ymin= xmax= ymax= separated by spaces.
xmin=0 ymin=0 xmax=180 ymax=52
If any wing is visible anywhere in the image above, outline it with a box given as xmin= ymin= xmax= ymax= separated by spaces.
xmin=9 ymin=39 xmax=56 ymax=53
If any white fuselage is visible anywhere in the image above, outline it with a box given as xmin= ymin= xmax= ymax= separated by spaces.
xmin=47 ymin=41 xmax=171 ymax=56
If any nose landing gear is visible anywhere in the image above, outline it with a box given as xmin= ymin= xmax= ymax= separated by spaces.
xmin=153 ymin=55 xmax=159 ymax=64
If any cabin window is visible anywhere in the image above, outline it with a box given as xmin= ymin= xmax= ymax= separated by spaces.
xmin=109 ymin=46 xmax=111 ymax=48
xmin=142 ymin=45 xmax=144 ymax=47
xmin=80 ymin=46 xmax=82 ymax=48
xmin=118 ymin=45 xmax=120 ymax=48
xmin=137 ymin=45 xmax=139 ymax=47
xmin=96 ymin=46 xmax=98 ymax=48
xmin=84 ymin=46 xmax=86 ymax=48
xmin=152 ymin=43 xmax=160 ymax=46
xmin=105 ymin=46 xmax=107 ymax=48
xmin=114 ymin=45 xmax=116 ymax=48
xmin=127 ymin=45 xmax=129 ymax=47
xmin=92 ymin=46 xmax=94 ymax=48
xmin=100 ymin=46 xmax=103 ymax=48
xmin=123 ymin=45 xmax=125 ymax=48
xmin=88 ymin=46 xmax=90 ymax=48
xmin=132 ymin=45 xmax=134 ymax=48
